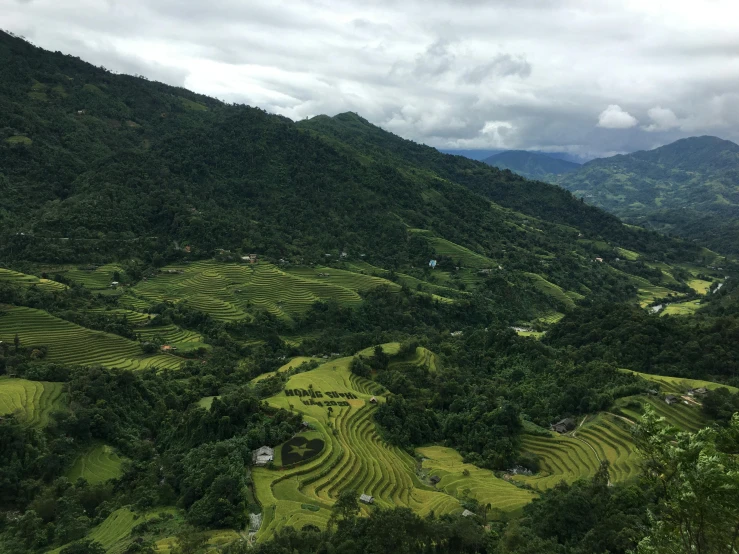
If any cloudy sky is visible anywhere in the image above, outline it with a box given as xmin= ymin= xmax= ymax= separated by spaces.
xmin=4 ymin=0 xmax=739 ymax=158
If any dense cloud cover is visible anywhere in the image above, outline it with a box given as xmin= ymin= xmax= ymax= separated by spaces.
xmin=4 ymin=0 xmax=739 ymax=158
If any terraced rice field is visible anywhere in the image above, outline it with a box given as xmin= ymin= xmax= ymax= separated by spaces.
xmin=0 ymin=268 xmax=68 ymax=292
xmin=254 ymin=355 xmax=482 ymax=541
xmin=621 ymin=370 xmax=739 ymax=395
xmin=251 ymin=356 xmax=320 ymax=383
xmin=0 ymin=377 xmax=65 ymax=426
xmin=67 ymin=444 xmax=125 ymax=484
xmin=523 ymin=273 xmax=577 ymax=309
xmin=48 ymin=507 xmax=184 ymax=554
xmin=660 ymin=300 xmax=702 ymax=316
xmin=47 ymin=263 xmax=125 ymax=290
xmin=132 ymin=261 xmax=392 ymax=323
xmin=0 ymin=305 xmax=181 ymax=370
xmin=418 ymin=446 xmax=536 ymax=515
xmin=512 ymin=414 xmax=640 ymax=491
xmin=687 ymin=278 xmax=713 ymax=295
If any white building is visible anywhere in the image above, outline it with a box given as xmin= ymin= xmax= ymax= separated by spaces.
xmin=252 ymin=446 xmax=274 ymax=466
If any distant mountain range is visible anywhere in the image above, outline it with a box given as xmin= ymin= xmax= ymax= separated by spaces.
xmin=445 ymin=137 xmax=739 ymax=254
xmin=482 ymin=150 xmax=581 ymax=181
xmin=555 ymin=136 xmax=739 ymax=254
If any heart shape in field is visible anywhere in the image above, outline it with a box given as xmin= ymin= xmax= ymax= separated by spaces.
xmin=281 ymin=436 xmax=325 ymax=466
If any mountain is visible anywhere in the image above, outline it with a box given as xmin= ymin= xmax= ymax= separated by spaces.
xmin=557 ymin=136 xmax=739 ymax=253
xmin=0 ymin=30 xmax=711 ymax=317
xmin=437 ymin=148 xmax=504 ymax=160
xmin=482 ymin=150 xmax=581 ymax=181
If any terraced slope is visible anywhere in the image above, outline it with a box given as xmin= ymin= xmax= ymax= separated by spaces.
xmin=0 ymin=268 xmax=68 ymax=292
xmin=418 ymin=446 xmax=535 ymax=515
xmin=251 ymin=356 xmax=320 ymax=383
xmin=67 ymin=444 xmax=125 ymax=484
xmin=132 ymin=261 xmax=393 ymax=323
xmin=0 ymin=305 xmax=181 ymax=370
xmin=254 ymin=355 xmax=499 ymax=541
xmin=512 ymin=414 xmax=640 ymax=490
xmin=0 ymin=377 xmax=65 ymax=426
xmin=47 ymin=507 xmax=184 ymax=554
xmin=44 ymin=263 xmax=125 ymax=290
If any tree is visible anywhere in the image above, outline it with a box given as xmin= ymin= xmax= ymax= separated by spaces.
xmin=60 ymin=540 xmax=105 ymax=554
xmin=330 ymin=489 xmax=360 ymax=525
xmin=632 ymin=409 xmax=739 ymax=554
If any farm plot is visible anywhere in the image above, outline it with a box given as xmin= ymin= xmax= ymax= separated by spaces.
xmin=0 ymin=268 xmax=68 ymax=292
xmin=418 ymin=446 xmax=536 ymax=515
xmin=0 ymin=305 xmax=181 ymax=370
xmin=512 ymin=414 xmax=640 ymax=491
xmin=48 ymin=507 xmax=184 ymax=554
xmin=254 ymin=356 xmax=473 ymax=541
xmin=620 ymin=370 xmax=739 ymax=395
xmin=67 ymin=444 xmax=125 ymax=484
xmin=44 ymin=263 xmax=125 ymax=290
xmin=132 ymin=261 xmax=391 ymax=323
xmin=251 ymin=356 xmax=320 ymax=383
xmin=0 ymin=377 xmax=65 ymax=427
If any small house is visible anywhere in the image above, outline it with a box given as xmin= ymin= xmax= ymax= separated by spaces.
xmin=248 ymin=254 xmax=258 ymax=263
xmin=110 ymin=281 xmax=119 ymax=287
xmin=687 ymin=387 xmax=708 ymax=396
xmin=461 ymin=509 xmax=475 ymax=517
xmin=359 ymin=494 xmax=374 ymax=504
xmin=429 ymin=475 xmax=441 ymax=485
xmin=161 ymin=345 xmax=173 ymax=352
xmin=550 ymin=418 xmax=576 ymax=434
xmin=665 ymin=395 xmax=679 ymax=405
xmin=429 ymin=259 xmax=437 ymax=269
xmin=252 ymin=446 xmax=274 ymax=466
xmin=369 ymin=396 xmax=377 ymax=404
xmin=595 ymin=257 xmax=604 ymax=263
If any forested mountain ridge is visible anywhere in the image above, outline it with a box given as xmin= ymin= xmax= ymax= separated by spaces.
xmin=0 ymin=29 xmax=714 ymax=317
xmin=557 ymin=136 xmax=739 ymax=253
xmin=482 ymin=150 xmax=581 ymax=181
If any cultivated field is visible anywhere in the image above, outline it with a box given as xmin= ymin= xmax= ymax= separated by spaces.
xmin=512 ymin=414 xmax=640 ymax=490
xmin=67 ymin=444 xmax=125 ymax=484
xmin=0 ymin=377 xmax=65 ymax=427
xmin=418 ymin=446 xmax=536 ymax=515
xmin=0 ymin=268 xmax=68 ymax=292
xmin=253 ymin=349 xmax=520 ymax=541
xmin=131 ymin=261 xmax=395 ymax=323
xmin=47 ymin=507 xmax=185 ymax=554
xmin=0 ymin=305 xmax=181 ymax=370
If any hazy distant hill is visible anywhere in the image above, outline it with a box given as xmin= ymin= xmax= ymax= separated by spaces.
xmin=557 ymin=136 xmax=739 ymax=253
xmin=483 ymin=150 xmax=581 ymax=181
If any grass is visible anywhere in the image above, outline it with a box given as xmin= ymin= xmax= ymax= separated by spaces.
xmin=131 ymin=261 xmax=394 ymax=323
xmin=253 ymin=352 xmax=484 ymax=541
xmin=0 ymin=305 xmax=182 ymax=370
xmin=0 ymin=377 xmax=65 ymax=427
xmin=67 ymin=444 xmax=125 ymax=484
xmin=418 ymin=446 xmax=536 ymax=516
xmin=0 ymin=268 xmax=67 ymax=292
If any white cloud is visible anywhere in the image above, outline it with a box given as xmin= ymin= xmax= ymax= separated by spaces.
xmin=597 ymin=105 xmax=639 ymax=129
xmin=643 ymin=106 xmax=680 ymax=132
xmin=3 ymin=0 xmax=739 ymax=157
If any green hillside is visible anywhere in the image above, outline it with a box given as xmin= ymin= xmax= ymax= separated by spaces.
xmin=0 ymin=377 xmax=65 ymax=427
xmin=557 ymin=136 xmax=739 ymax=253
xmin=482 ymin=150 xmax=581 ymax=181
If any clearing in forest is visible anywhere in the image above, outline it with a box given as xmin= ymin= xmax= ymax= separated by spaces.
xmin=67 ymin=444 xmax=126 ymax=484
